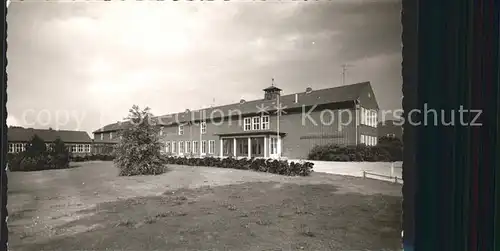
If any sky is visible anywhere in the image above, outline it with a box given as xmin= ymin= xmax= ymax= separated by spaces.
xmin=7 ymin=0 xmax=402 ymax=136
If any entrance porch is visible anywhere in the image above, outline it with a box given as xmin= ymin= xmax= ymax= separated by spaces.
xmin=215 ymin=131 xmax=286 ymax=159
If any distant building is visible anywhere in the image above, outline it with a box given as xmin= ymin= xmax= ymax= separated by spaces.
xmin=94 ymin=81 xmax=380 ymax=159
xmin=7 ymin=127 xmax=93 ymax=156
xmin=377 ymin=120 xmax=403 ymax=141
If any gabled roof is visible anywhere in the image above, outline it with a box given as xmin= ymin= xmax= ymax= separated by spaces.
xmin=94 ymin=81 xmax=373 ymax=133
xmin=8 ymin=127 xmax=93 ymax=143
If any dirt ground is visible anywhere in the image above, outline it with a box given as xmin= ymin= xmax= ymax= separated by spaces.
xmin=8 ymin=161 xmax=402 ymax=251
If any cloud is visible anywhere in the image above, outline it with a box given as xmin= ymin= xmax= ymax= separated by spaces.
xmin=7 ymin=115 xmax=19 ymax=127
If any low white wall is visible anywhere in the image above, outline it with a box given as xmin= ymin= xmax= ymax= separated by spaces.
xmin=289 ymin=159 xmax=403 ymax=183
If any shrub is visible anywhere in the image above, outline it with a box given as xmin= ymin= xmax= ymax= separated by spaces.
xmin=377 ymin=136 xmax=403 ymax=161
xmin=9 ymin=136 xmax=72 ymax=171
xmin=18 ymin=155 xmax=47 ymax=171
xmin=9 ymin=135 xmax=49 ymax=171
xmin=47 ymin=138 xmax=70 ymax=169
xmin=307 ymin=143 xmax=393 ymax=162
xmin=113 ymin=105 xmax=168 ymax=176
xmin=7 ymin=153 xmax=24 ymax=171
xmin=163 ymin=156 xmax=313 ymax=176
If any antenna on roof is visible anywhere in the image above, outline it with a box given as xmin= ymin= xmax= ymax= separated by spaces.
xmin=271 ymin=78 xmax=275 ymax=87
xmin=341 ymin=64 xmax=354 ymax=86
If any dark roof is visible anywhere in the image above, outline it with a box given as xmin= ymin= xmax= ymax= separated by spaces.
xmin=8 ymin=127 xmax=93 ymax=143
xmin=263 ymin=86 xmax=282 ymax=91
xmin=94 ymin=81 xmax=373 ymax=133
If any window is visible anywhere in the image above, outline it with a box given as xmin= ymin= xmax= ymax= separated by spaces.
xmin=179 ymin=141 xmax=184 ymax=154
xmin=244 ymin=118 xmax=252 ymax=131
xmin=9 ymin=143 xmax=25 ymax=153
xmin=261 ymin=115 xmax=270 ymax=130
xmin=186 ymin=141 xmax=191 ymax=153
xmin=165 ymin=141 xmax=171 ymax=153
xmin=244 ymin=116 xmax=269 ymax=131
xmin=193 ymin=141 xmax=199 ymax=154
xmin=110 ymin=132 xmax=113 ymax=140
xmin=172 ymin=141 xmax=177 ymax=153
xmin=71 ymin=145 xmax=78 ymax=153
xmin=78 ymin=144 xmax=84 ymax=153
xmin=100 ymin=133 xmax=103 ymax=140
xmin=178 ymin=125 xmax=184 ymax=135
xmin=208 ymin=140 xmax=215 ymax=154
xmin=360 ymin=108 xmax=377 ymax=127
xmin=270 ymin=137 xmax=278 ymax=155
xmin=361 ymin=135 xmax=377 ymax=146
xmin=200 ymin=122 xmax=206 ymax=134
xmin=201 ymin=140 xmax=207 ymax=154
xmin=387 ymin=133 xmax=396 ymax=138
xmin=252 ymin=116 xmax=261 ymax=130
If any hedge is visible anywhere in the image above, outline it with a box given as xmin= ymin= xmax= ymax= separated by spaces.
xmin=307 ymin=144 xmax=395 ymax=162
xmin=165 ymin=156 xmax=314 ymax=176
xmin=70 ymin=154 xmax=115 ymax=162
xmin=7 ymin=152 xmax=69 ymax=172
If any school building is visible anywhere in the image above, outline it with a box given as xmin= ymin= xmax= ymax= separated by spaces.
xmin=93 ymin=81 xmax=380 ymax=159
xmin=7 ymin=127 xmax=93 ymax=157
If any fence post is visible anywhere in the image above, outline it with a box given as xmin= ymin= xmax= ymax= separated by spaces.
xmin=395 ymin=176 xmax=398 ymax=183
xmin=391 ymin=162 xmax=395 ymax=177
xmin=363 ymin=171 xmax=366 ymax=179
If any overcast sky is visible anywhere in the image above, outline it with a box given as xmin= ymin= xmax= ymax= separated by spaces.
xmin=7 ymin=0 xmax=401 ymax=136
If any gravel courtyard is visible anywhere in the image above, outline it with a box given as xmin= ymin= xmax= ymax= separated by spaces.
xmin=8 ymin=161 xmax=402 ymax=251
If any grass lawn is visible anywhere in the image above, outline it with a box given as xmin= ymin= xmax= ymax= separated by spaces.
xmin=8 ymin=161 xmax=402 ymax=251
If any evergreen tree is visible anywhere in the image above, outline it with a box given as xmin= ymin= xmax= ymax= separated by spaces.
xmin=21 ymin=135 xmax=49 ymax=171
xmin=24 ymin=135 xmax=47 ymax=158
xmin=113 ymin=105 xmax=167 ymax=176
xmin=48 ymin=138 xmax=70 ymax=169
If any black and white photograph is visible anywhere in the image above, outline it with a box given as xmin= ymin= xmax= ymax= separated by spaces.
xmin=6 ymin=0 xmax=403 ymax=250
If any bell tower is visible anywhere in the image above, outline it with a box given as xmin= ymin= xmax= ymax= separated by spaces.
xmin=263 ymin=78 xmax=282 ymax=100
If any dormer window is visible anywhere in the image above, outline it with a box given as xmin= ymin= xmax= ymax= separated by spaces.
xmin=110 ymin=132 xmax=113 ymax=140
xmin=100 ymin=133 xmax=103 ymax=140
xmin=160 ymin=126 xmax=164 ymax=136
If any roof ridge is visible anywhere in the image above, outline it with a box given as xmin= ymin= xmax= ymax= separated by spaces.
xmin=94 ymin=81 xmax=372 ymax=132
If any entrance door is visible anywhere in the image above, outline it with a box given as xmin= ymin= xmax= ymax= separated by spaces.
xmin=222 ymin=139 xmax=234 ymax=157
xmin=236 ymin=138 xmax=248 ymax=157
xmin=269 ymin=137 xmax=279 ymax=159
xmin=250 ymin=137 xmax=264 ymax=157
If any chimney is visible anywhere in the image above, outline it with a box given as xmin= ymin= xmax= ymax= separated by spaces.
xmin=294 ymin=94 xmax=298 ymax=103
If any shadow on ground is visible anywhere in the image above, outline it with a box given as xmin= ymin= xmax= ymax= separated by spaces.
xmin=14 ymin=181 xmax=401 ymax=251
